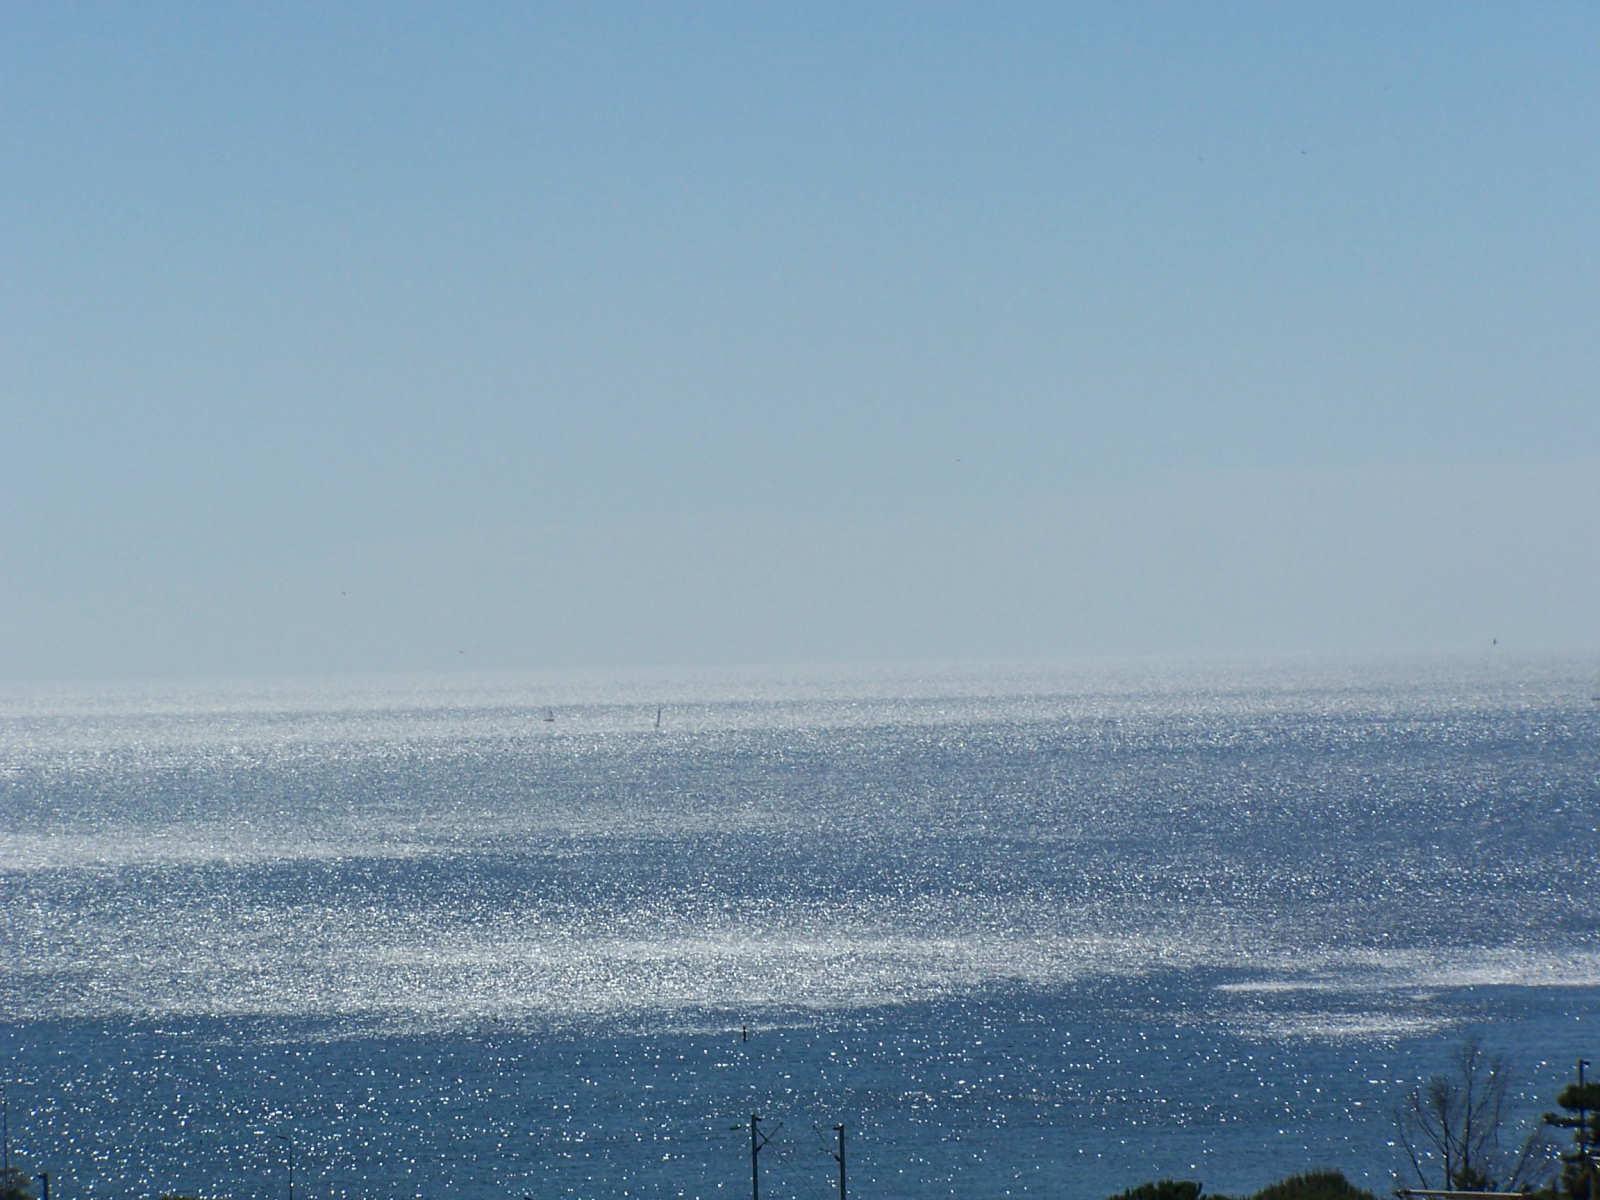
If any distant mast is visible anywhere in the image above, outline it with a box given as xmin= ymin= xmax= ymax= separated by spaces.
xmin=655 ymin=705 xmax=662 ymax=730
xmin=543 ymin=707 xmax=554 ymax=723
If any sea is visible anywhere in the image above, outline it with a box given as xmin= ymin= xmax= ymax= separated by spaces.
xmin=2 ymin=653 xmax=1597 ymax=1200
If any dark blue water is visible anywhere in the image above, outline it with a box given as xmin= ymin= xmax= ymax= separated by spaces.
xmin=3 ymin=656 xmax=1597 ymax=1200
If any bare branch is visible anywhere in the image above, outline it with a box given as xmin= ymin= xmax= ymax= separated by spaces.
xmin=1394 ymin=1036 xmax=1554 ymax=1192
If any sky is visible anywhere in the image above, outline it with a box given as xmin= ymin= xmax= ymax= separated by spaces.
xmin=4 ymin=3 xmax=1597 ymax=682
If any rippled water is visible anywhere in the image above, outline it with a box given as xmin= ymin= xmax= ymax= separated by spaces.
xmin=2 ymin=655 xmax=1597 ymax=1200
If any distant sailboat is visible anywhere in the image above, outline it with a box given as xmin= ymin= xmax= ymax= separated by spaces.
xmin=543 ymin=707 xmax=555 ymax=723
xmin=654 ymin=705 xmax=662 ymax=730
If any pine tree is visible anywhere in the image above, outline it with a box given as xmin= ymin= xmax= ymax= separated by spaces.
xmin=1543 ymin=1069 xmax=1600 ymax=1200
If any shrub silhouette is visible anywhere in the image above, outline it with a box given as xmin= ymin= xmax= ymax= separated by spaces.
xmin=1105 ymin=1170 xmax=1380 ymax=1200
xmin=1248 ymin=1170 xmax=1379 ymax=1200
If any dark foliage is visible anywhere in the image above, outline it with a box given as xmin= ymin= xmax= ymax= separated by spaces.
xmin=1105 ymin=1181 xmax=1205 ymax=1200
xmin=1105 ymin=1169 xmax=1382 ymax=1200
xmin=1247 ymin=1170 xmax=1379 ymax=1200
xmin=1543 ymin=1077 xmax=1600 ymax=1200
xmin=0 ymin=1169 xmax=36 ymax=1200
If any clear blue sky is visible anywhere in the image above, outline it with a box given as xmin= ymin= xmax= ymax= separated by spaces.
xmin=5 ymin=3 xmax=1597 ymax=680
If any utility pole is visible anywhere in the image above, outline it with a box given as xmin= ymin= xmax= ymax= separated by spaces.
xmin=1580 ymin=1061 xmax=1591 ymax=1162
xmin=278 ymin=1133 xmax=294 ymax=1200
xmin=830 ymin=1124 xmax=846 ymax=1200
xmin=747 ymin=1114 xmax=771 ymax=1200
xmin=1582 ymin=1060 xmax=1595 ymax=1200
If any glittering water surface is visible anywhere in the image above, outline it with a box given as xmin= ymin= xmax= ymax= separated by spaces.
xmin=2 ymin=656 xmax=1597 ymax=1200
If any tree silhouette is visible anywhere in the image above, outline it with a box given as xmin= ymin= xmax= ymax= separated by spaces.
xmin=1394 ymin=1036 xmax=1552 ymax=1191
xmin=0 ymin=1168 xmax=36 ymax=1200
xmin=1543 ymin=1069 xmax=1600 ymax=1200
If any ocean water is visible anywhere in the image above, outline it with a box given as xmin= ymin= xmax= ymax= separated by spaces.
xmin=2 ymin=654 xmax=1597 ymax=1200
